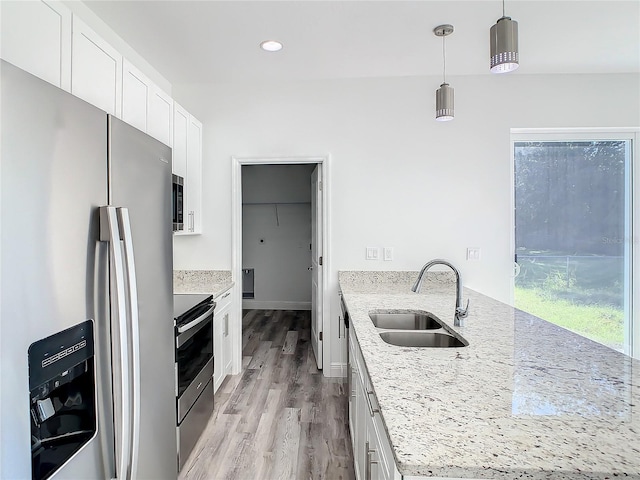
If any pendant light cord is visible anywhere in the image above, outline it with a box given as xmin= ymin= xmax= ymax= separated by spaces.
xmin=442 ymin=35 xmax=446 ymax=84
xmin=502 ymin=0 xmax=506 ymax=17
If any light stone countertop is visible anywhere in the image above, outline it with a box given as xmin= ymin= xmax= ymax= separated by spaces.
xmin=173 ymin=270 xmax=233 ymax=299
xmin=339 ymin=271 xmax=640 ymax=480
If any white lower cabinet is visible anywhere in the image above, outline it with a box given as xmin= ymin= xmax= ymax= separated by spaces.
xmin=349 ymin=329 xmax=399 ymax=480
xmin=213 ymin=288 xmax=233 ymax=392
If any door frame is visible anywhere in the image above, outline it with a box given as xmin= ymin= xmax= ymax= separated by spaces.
xmin=230 ymin=155 xmax=331 ymax=374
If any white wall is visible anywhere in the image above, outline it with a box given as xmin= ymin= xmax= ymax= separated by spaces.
xmin=242 ymin=164 xmax=314 ymax=309
xmin=172 ymin=72 xmax=639 ymax=368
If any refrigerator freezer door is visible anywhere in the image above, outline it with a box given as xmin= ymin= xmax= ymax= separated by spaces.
xmin=108 ymin=116 xmax=177 ymax=478
xmin=0 ymin=60 xmax=112 ymax=479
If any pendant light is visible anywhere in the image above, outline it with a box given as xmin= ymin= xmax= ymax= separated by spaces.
xmin=434 ymin=24 xmax=454 ymax=122
xmin=490 ymin=0 xmax=519 ymax=73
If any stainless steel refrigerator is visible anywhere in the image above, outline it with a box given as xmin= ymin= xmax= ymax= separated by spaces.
xmin=0 ymin=60 xmax=177 ymax=479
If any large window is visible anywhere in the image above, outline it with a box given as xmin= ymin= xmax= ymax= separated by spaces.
xmin=512 ymin=129 xmax=639 ymax=358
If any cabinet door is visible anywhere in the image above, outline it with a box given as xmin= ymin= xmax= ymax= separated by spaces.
xmin=223 ymin=310 xmax=233 ymax=374
xmin=148 ymin=86 xmax=173 ymax=147
xmin=71 ymin=16 xmax=122 ymax=116
xmin=354 ymin=359 xmax=368 ymax=480
xmin=185 ymin=116 xmax=203 ymax=233
xmin=122 ymin=59 xmax=149 ymax=132
xmin=366 ymin=418 xmax=383 ymax=480
xmin=172 ymin=103 xmax=189 ymax=178
xmin=348 ymin=334 xmax=357 ymax=444
xmin=213 ymin=310 xmax=224 ymax=393
xmin=0 ymin=0 xmax=72 ymax=91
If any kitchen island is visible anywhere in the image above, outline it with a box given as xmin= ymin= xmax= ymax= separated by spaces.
xmin=339 ymin=271 xmax=640 ymax=479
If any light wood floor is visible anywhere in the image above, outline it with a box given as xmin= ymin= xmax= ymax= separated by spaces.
xmin=179 ymin=309 xmax=355 ymax=480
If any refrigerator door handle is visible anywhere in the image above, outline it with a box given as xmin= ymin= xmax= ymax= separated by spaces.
xmin=100 ymin=206 xmax=132 ymax=480
xmin=117 ymin=208 xmax=141 ymax=480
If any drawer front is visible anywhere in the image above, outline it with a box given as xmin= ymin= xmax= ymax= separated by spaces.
xmin=177 ymin=356 xmax=214 ymax=423
xmin=214 ymin=288 xmax=232 ymax=311
xmin=177 ymin=379 xmax=214 ymax=471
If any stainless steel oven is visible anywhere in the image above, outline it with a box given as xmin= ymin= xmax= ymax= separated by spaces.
xmin=174 ymin=294 xmax=215 ymax=471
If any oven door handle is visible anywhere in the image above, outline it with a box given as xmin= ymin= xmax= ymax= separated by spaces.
xmin=177 ymin=306 xmax=215 ymax=333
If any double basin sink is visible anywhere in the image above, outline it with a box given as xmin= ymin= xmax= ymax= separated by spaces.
xmin=369 ymin=310 xmax=468 ymax=348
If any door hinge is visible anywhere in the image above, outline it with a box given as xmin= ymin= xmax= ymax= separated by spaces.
xmin=319 ymin=256 xmax=323 ymax=266
xmin=319 ymin=331 xmax=323 ymax=341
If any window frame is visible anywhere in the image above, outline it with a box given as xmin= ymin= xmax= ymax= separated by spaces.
xmin=510 ymin=127 xmax=640 ymax=359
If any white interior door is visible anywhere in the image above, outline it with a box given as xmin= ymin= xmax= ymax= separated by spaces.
xmin=311 ymin=165 xmax=323 ymax=369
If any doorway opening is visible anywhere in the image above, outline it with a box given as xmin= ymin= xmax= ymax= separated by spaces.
xmin=231 ymin=156 xmax=330 ymax=375
xmin=241 ymin=164 xmax=315 ymax=310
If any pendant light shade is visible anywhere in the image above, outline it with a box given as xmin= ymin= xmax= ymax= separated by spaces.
xmin=490 ymin=4 xmax=519 ymax=73
xmin=434 ymin=24 xmax=454 ymax=122
xmin=435 ymin=83 xmax=454 ymax=121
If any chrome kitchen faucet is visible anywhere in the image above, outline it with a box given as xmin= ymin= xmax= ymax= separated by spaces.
xmin=412 ymin=259 xmax=469 ymax=327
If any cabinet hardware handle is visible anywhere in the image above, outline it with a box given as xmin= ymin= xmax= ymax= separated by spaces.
xmin=224 ymin=313 xmax=229 ymax=336
xmin=222 ymin=292 xmax=230 ymax=299
xmin=338 ymin=315 xmax=341 ymax=338
xmin=197 ymin=382 xmax=203 ymax=390
xmin=366 ymin=389 xmax=380 ymax=417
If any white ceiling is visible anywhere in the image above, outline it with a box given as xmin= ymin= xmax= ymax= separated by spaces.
xmin=85 ymin=0 xmax=640 ymax=85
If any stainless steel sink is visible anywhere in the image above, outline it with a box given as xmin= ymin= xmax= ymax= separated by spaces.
xmin=369 ymin=310 xmax=442 ymax=330
xmin=379 ymin=331 xmax=468 ymax=348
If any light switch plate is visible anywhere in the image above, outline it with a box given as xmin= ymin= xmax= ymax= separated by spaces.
xmin=366 ymin=247 xmax=380 ymax=260
xmin=466 ymin=247 xmax=481 ymax=261
xmin=383 ymin=247 xmax=394 ymax=261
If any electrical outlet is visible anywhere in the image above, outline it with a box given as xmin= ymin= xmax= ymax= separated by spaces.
xmin=366 ymin=247 xmax=380 ymax=260
xmin=466 ymin=248 xmax=481 ymax=261
xmin=383 ymin=247 xmax=394 ymax=261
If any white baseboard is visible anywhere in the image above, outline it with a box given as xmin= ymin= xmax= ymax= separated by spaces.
xmin=242 ymin=300 xmax=312 ymax=311
xmin=328 ymin=362 xmax=347 ymax=378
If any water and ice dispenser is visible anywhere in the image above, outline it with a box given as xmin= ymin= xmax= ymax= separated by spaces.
xmin=28 ymin=321 xmax=97 ymax=480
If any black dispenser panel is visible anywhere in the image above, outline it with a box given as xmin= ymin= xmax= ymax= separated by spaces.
xmin=28 ymin=320 xmax=96 ymax=480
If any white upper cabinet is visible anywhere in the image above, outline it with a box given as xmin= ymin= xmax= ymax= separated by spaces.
xmin=71 ymin=16 xmax=122 ymax=117
xmin=122 ymin=59 xmax=149 ymax=132
xmin=148 ymin=87 xmax=173 ymax=147
xmin=186 ymin=116 xmax=203 ymax=234
xmin=173 ymin=104 xmax=203 ymax=235
xmin=2 ymin=2 xmax=201 ymax=224
xmin=173 ymin=103 xmax=189 ymax=179
xmin=122 ymin=59 xmax=173 ymax=146
xmin=0 ymin=0 xmax=72 ymax=91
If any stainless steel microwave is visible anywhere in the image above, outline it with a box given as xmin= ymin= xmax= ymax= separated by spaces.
xmin=172 ymin=174 xmax=184 ymax=232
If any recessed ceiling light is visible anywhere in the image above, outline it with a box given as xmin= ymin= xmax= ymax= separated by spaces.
xmin=260 ymin=40 xmax=283 ymax=52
